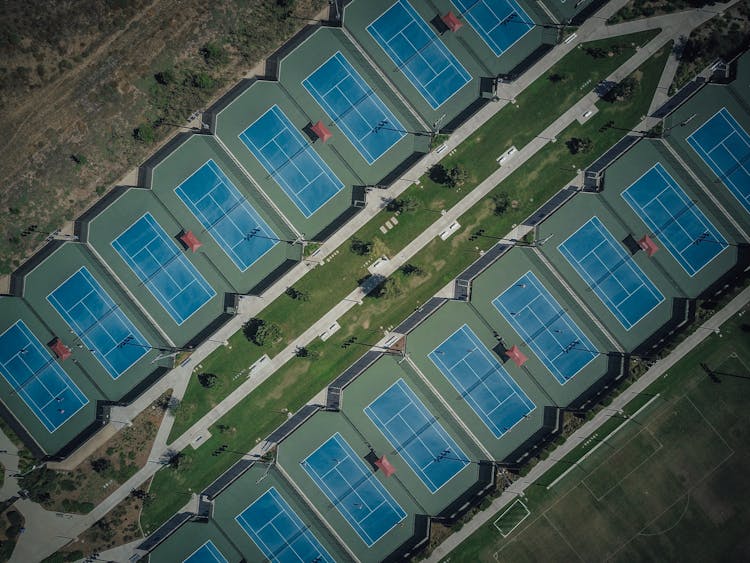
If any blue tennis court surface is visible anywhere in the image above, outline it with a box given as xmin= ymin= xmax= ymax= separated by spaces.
xmin=303 ymin=52 xmax=406 ymax=165
xmin=239 ymin=105 xmax=344 ymax=218
xmin=367 ymin=0 xmax=472 ymax=110
xmin=301 ymin=432 xmax=406 ymax=547
xmin=451 ymin=0 xmax=534 ymax=56
xmin=236 ymin=486 xmax=333 ymax=563
xmin=493 ymin=271 xmax=598 ymax=385
xmin=428 ymin=324 xmax=535 ymax=438
xmin=175 ymin=159 xmax=278 ymax=272
xmin=47 ymin=267 xmax=149 ymax=379
xmin=622 ymin=163 xmax=728 ymax=277
xmin=558 ymin=216 xmax=664 ymax=330
xmin=183 ymin=540 xmax=228 ymax=563
xmin=112 ymin=213 xmax=216 ymax=326
xmin=687 ymin=107 xmax=750 ymax=214
xmin=364 ymin=379 xmax=469 ymax=493
xmin=0 ymin=320 xmax=88 ymax=432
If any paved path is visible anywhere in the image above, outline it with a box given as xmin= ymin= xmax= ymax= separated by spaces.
xmin=9 ymin=1 xmax=732 ymax=560
xmin=427 ymin=285 xmax=750 ymax=562
xmin=0 ymin=429 xmax=20 ymax=502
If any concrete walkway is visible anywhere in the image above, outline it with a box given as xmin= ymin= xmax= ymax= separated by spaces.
xmin=427 ymin=285 xmax=750 ymax=562
xmin=9 ymin=1 xmax=732 ymax=560
xmin=0 ymin=429 xmax=20 ymax=502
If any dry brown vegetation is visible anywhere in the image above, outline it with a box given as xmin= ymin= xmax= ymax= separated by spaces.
xmin=18 ymin=391 xmax=170 ymax=514
xmin=0 ymin=0 xmax=326 ymax=274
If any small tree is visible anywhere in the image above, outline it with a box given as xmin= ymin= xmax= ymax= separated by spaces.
xmin=385 ymin=197 xmax=417 ymax=213
xmin=154 ymin=68 xmax=175 ymax=85
xmin=295 ymin=346 xmax=320 ymax=360
xmin=191 ymin=71 xmax=215 ymax=89
xmin=133 ymin=123 xmax=155 ymax=143
xmin=161 ymin=449 xmax=184 ymax=469
xmin=199 ymin=42 xmax=228 ymax=67
xmin=565 ymin=137 xmax=593 ymax=155
xmin=376 ymin=277 xmax=402 ymax=299
xmin=90 ymin=457 xmax=111 ymax=474
xmin=166 ymin=397 xmax=181 ymax=416
xmin=254 ymin=321 xmax=282 ymax=346
xmin=350 ymin=238 xmax=373 ymax=256
xmin=491 ymin=192 xmax=510 ymax=216
xmin=399 ymin=263 xmax=424 ymax=277
xmin=243 ymin=317 xmax=265 ymax=342
xmin=603 ymin=77 xmax=637 ymax=103
xmin=447 ymin=165 xmax=468 ymax=188
xmin=547 ymin=72 xmax=566 ymax=83
xmin=197 ymin=373 xmax=217 ymax=388
xmin=428 ymin=163 xmax=450 ymax=184
xmin=285 ymin=286 xmax=309 ymax=301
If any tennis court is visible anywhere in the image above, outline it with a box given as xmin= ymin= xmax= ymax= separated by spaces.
xmin=558 ymin=216 xmax=664 ymax=331
xmin=112 ymin=212 xmax=216 ymax=326
xmin=303 ymin=51 xmax=406 ymax=165
xmin=451 ymin=0 xmax=535 ymax=57
xmin=687 ymin=107 xmax=750 ymax=214
xmin=621 ymin=163 xmax=728 ymax=277
xmin=47 ymin=267 xmax=149 ymax=379
xmin=235 ymin=486 xmax=334 ymax=563
xmin=364 ymin=378 xmax=469 ymax=493
xmin=183 ymin=540 xmax=228 ymax=563
xmin=0 ymin=320 xmax=88 ymax=432
xmin=428 ymin=324 xmax=535 ymax=438
xmin=367 ymin=0 xmax=472 ymax=110
xmin=239 ymin=105 xmax=344 ymax=218
xmin=175 ymin=159 xmax=278 ymax=272
xmin=492 ymin=271 xmax=598 ymax=385
xmin=301 ymin=432 xmax=406 ymax=547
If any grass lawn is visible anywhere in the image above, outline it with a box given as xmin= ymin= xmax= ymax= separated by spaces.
xmin=444 ymin=305 xmax=750 ymax=562
xmin=168 ymin=29 xmax=661 ymax=441
xmin=141 ymin=42 xmax=673 ymax=533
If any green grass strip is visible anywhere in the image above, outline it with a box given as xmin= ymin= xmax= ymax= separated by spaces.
xmin=141 ymin=41 xmax=671 ymax=533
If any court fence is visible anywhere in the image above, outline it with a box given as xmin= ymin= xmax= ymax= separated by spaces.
xmin=393 ymin=296 xmax=450 ymax=334
xmin=325 ymin=349 xmax=384 ymax=410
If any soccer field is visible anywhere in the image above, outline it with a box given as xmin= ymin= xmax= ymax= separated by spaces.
xmin=446 ymin=307 xmax=750 ymax=562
